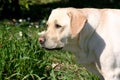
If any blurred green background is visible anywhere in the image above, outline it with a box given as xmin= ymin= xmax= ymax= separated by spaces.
xmin=0 ymin=0 xmax=120 ymax=20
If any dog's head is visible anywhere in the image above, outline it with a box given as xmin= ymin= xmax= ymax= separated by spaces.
xmin=39 ymin=8 xmax=87 ymax=50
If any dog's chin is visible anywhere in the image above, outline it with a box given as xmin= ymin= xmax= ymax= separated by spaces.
xmin=42 ymin=47 xmax=63 ymax=50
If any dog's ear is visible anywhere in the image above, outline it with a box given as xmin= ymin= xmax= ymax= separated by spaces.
xmin=68 ymin=9 xmax=87 ymax=38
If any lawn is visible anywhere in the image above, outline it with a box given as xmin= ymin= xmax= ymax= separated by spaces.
xmin=0 ymin=20 xmax=100 ymax=80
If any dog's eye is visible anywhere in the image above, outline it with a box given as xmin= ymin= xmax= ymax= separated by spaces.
xmin=55 ymin=24 xmax=61 ymax=28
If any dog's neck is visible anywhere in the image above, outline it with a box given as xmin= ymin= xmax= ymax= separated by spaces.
xmin=63 ymin=24 xmax=96 ymax=64
xmin=63 ymin=35 xmax=80 ymax=53
xmin=63 ymin=22 xmax=96 ymax=52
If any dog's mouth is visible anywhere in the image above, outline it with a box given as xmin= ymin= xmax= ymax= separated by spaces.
xmin=42 ymin=47 xmax=63 ymax=50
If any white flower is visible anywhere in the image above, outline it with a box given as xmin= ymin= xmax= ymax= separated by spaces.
xmin=27 ymin=17 xmax=31 ymax=21
xmin=38 ymin=32 xmax=41 ymax=36
xmin=38 ymin=31 xmax=46 ymax=36
xmin=19 ymin=31 xmax=23 ymax=37
xmin=35 ymin=25 xmax=39 ymax=28
xmin=19 ymin=19 xmax=22 ymax=22
xmin=29 ymin=25 xmax=32 ymax=28
xmin=30 ymin=22 xmax=34 ymax=25
xmin=42 ymin=20 xmax=46 ymax=24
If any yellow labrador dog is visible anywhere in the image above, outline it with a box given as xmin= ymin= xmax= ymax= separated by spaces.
xmin=39 ymin=7 xmax=120 ymax=80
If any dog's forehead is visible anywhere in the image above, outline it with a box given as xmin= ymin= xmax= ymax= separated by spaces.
xmin=48 ymin=9 xmax=67 ymax=20
xmin=47 ymin=9 xmax=70 ymax=25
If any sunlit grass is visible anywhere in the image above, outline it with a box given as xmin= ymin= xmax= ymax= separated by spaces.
xmin=0 ymin=20 xmax=99 ymax=80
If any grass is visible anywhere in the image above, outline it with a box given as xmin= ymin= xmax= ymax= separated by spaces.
xmin=0 ymin=20 xmax=100 ymax=80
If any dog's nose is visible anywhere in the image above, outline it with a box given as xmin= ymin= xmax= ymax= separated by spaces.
xmin=39 ymin=37 xmax=45 ymax=44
